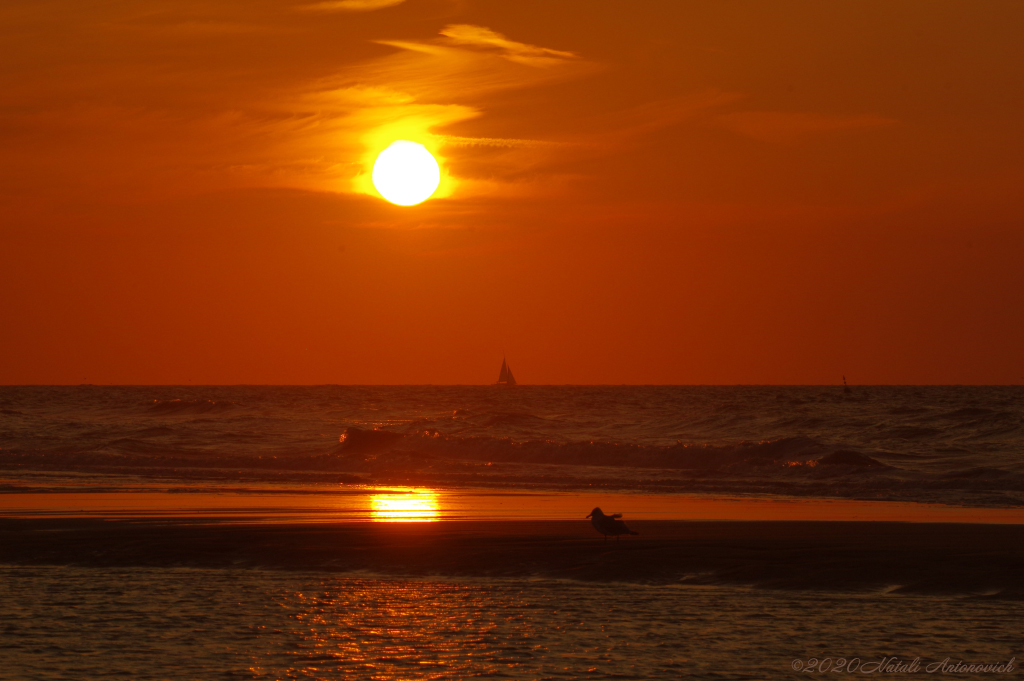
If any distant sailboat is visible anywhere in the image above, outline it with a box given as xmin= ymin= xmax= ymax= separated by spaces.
xmin=843 ymin=375 xmax=851 ymax=394
xmin=497 ymin=358 xmax=517 ymax=386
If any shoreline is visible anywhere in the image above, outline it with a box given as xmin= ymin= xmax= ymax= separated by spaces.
xmin=2 ymin=517 xmax=1024 ymax=595
xmin=1 ymin=488 xmax=1024 ymax=523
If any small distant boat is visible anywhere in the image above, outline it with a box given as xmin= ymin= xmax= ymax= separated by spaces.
xmin=497 ymin=358 xmax=517 ymax=386
xmin=843 ymin=375 xmax=851 ymax=394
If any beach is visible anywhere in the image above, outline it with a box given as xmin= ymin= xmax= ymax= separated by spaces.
xmin=3 ymin=485 xmax=1024 ymax=593
xmin=2 ymin=385 xmax=1022 ymax=678
xmin=3 ymin=512 xmax=1023 ymax=680
xmin=3 ymin=515 xmax=1024 ymax=594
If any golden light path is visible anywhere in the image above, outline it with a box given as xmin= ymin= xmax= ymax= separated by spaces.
xmin=371 ymin=140 xmax=441 ymax=206
xmin=369 ymin=489 xmax=440 ymax=522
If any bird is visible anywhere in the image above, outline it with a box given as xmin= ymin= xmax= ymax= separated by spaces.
xmin=586 ymin=507 xmax=639 ymax=542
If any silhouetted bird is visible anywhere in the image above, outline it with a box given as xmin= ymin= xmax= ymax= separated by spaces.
xmin=586 ymin=507 xmax=639 ymax=542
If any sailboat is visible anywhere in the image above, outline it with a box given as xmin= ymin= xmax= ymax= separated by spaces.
xmin=497 ymin=358 xmax=517 ymax=386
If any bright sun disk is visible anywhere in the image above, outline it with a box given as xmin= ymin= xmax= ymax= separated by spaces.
xmin=371 ymin=140 xmax=441 ymax=206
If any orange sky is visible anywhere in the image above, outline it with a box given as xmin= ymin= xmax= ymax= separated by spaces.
xmin=2 ymin=0 xmax=1022 ymax=384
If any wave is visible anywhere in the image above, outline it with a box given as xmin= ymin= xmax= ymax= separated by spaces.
xmin=333 ymin=428 xmax=854 ymax=471
xmin=815 ymin=450 xmax=891 ymax=468
xmin=146 ymin=399 xmax=239 ymax=415
xmin=2 ymin=385 xmax=1022 ymax=505
xmin=135 ymin=426 xmax=176 ymax=437
xmin=938 ymin=407 xmax=1010 ymax=420
xmin=881 ymin=426 xmax=943 ymax=439
xmin=0 ymin=426 xmax=1002 ymax=478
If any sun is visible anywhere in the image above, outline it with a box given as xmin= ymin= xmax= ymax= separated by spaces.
xmin=371 ymin=140 xmax=441 ymax=206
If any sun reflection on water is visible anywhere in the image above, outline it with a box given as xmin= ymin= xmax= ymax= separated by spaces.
xmin=370 ymin=490 xmax=440 ymax=522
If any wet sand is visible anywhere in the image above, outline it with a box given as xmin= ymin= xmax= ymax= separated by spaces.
xmin=3 ymin=488 xmax=1024 ymax=523
xmin=4 ymin=488 xmax=1022 ymax=595
xmin=2 ymin=517 xmax=1023 ymax=595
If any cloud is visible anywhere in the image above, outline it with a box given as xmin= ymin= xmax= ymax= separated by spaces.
xmin=437 ymin=135 xmax=563 ymax=149
xmin=293 ymin=25 xmax=590 ymax=199
xmin=439 ymin=24 xmax=577 ymax=67
xmin=367 ymin=34 xmax=587 ymax=100
xmin=0 ymin=8 xmax=592 ymax=209
xmin=300 ymin=0 xmax=405 ymax=11
xmin=718 ymin=111 xmax=897 ymax=143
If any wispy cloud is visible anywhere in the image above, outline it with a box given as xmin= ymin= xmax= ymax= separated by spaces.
xmin=299 ymin=0 xmax=405 ymax=12
xmin=438 ymin=24 xmax=578 ymax=67
xmin=718 ymin=111 xmax=896 ymax=143
xmin=437 ymin=135 xmax=564 ymax=149
xmin=257 ymin=24 xmax=590 ymax=200
xmin=367 ymin=30 xmax=588 ymax=101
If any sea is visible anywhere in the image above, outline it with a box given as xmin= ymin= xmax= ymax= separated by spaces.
xmin=1 ymin=385 xmax=1022 ymax=506
xmin=2 ymin=566 xmax=1020 ymax=680
xmin=1 ymin=386 xmax=1022 ymax=679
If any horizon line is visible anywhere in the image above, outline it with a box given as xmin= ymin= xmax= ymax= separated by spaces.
xmin=1 ymin=383 xmax=1021 ymax=388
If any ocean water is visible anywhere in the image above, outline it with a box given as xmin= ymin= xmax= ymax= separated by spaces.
xmin=2 ymin=566 xmax=1020 ymax=680
xmin=1 ymin=385 xmax=1023 ymax=506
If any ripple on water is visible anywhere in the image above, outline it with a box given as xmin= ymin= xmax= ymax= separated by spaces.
xmin=1 ymin=566 xmax=1022 ymax=680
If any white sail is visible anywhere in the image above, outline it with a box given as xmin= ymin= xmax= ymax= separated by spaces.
xmin=497 ymin=358 xmax=516 ymax=385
